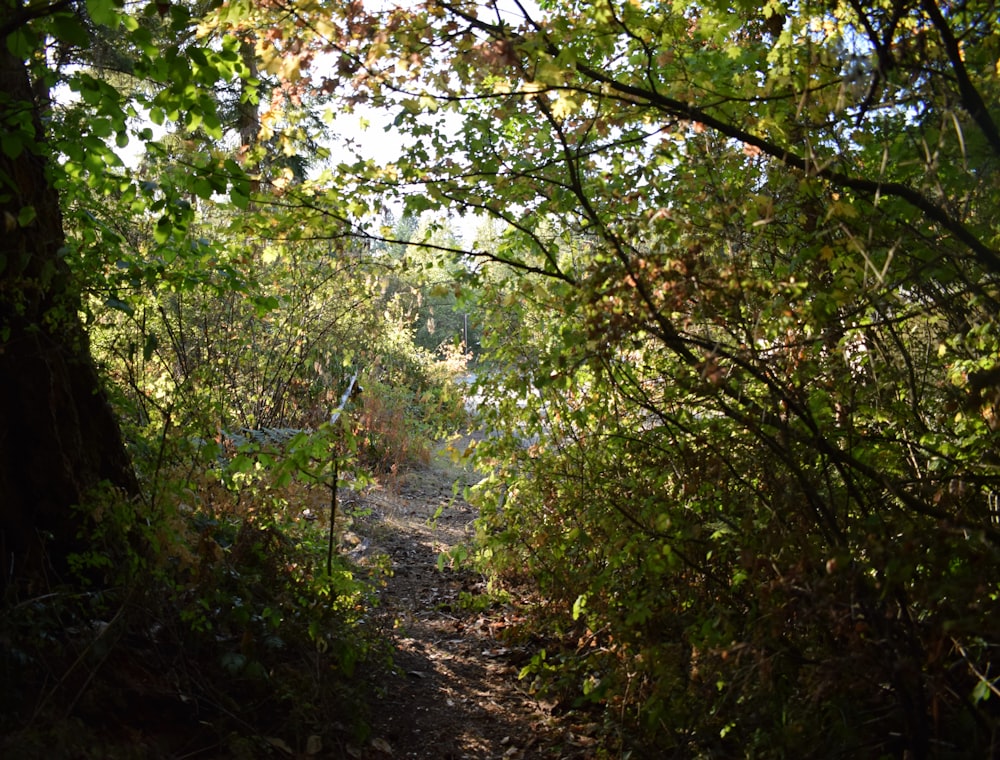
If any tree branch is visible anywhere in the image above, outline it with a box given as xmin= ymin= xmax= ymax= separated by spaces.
xmin=920 ymin=0 xmax=1000 ymax=159
xmin=440 ymin=2 xmax=1000 ymax=274
xmin=0 ymin=0 xmax=74 ymax=41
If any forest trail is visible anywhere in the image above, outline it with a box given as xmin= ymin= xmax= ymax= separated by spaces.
xmin=348 ymin=435 xmax=595 ymax=760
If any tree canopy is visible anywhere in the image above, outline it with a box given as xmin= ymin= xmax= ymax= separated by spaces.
xmin=317 ymin=0 xmax=1000 ymax=754
xmin=2 ymin=0 xmax=1000 ymax=756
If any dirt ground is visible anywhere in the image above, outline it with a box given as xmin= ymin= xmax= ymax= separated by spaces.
xmin=347 ymin=435 xmax=598 ymax=760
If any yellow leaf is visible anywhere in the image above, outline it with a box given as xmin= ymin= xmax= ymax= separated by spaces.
xmin=366 ymin=41 xmax=389 ymax=66
xmin=257 ymin=43 xmax=281 ymax=75
xmin=314 ymin=20 xmax=334 ymax=39
xmin=492 ymin=77 xmax=513 ymax=94
xmin=280 ymin=134 xmax=296 ymax=157
xmin=534 ymin=60 xmax=566 ymax=85
xmin=828 ymin=200 xmax=857 ymax=219
xmin=552 ymin=91 xmax=582 ymax=120
xmin=272 ymin=167 xmax=295 ymax=191
xmin=280 ymin=56 xmax=301 ymax=82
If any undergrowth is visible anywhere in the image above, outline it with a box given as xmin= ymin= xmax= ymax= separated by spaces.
xmin=1 ymin=345 xmax=473 ymax=758
xmin=0 ymin=445 xmax=392 ymax=759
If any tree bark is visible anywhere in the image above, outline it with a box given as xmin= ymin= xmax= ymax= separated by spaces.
xmin=0 ymin=43 xmax=138 ymax=592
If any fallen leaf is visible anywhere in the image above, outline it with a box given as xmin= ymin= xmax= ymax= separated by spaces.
xmin=371 ymin=737 xmax=393 ymax=754
xmin=266 ymin=737 xmax=293 ymax=754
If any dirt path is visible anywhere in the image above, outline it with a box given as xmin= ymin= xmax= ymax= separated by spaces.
xmin=347 ymin=436 xmax=594 ymax=760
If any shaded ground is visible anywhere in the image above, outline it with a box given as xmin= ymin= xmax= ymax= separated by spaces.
xmin=0 ymin=432 xmax=606 ymax=759
xmin=349 ymin=435 xmax=597 ymax=760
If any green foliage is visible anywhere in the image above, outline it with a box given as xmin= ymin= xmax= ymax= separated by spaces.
xmin=355 ymin=333 xmax=470 ymax=473
xmin=0 ymin=476 xmax=386 ymax=758
xmin=473 ymin=319 xmax=1000 ymax=755
xmin=9 ymin=0 xmax=1000 ymax=754
xmin=318 ymin=0 xmax=1000 ymax=755
xmin=3 ymin=3 xmax=470 ymax=753
xmin=384 ymin=213 xmax=482 ymax=356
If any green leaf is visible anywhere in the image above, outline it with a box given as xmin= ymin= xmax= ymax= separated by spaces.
xmin=51 ymin=14 xmax=92 ymax=47
xmin=5 ymin=26 xmax=38 ymax=59
xmin=253 ymin=295 xmax=280 ymax=316
xmin=972 ymin=679 xmax=992 ymax=704
xmin=16 ymin=205 xmax=36 ymax=227
xmin=86 ymin=0 xmax=121 ymax=27
xmin=229 ymin=455 xmax=254 ymax=474
xmin=192 ymin=178 xmax=214 ymax=200
xmin=230 ymin=185 xmax=250 ymax=209
xmin=0 ymin=133 xmax=23 ymax=159
xmin=220 ymin=651 xmax=246 ymax=675
xmin=104 ymin=297 xmax=134 ymax=315
xmin=187 ymin=47 xmax=208 ymax=67
xmin=154 ymin=215 xmax=172 ymax=244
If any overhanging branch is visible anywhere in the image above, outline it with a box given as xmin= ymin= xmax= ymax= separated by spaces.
xmin=439 ymin=2 xmax=1000 ymax=275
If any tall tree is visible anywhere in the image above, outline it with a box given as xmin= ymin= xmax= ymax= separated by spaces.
xmin=0 ymin=4 xmax=138 ymax=589
xmin=0 ymin=0 xmax=250 ymax=590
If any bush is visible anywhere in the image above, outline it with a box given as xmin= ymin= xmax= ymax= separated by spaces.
xmin=1 ymin=459 xmax=388 ymax=759
xmin=471 ymin=366 xmax=1000 ymax=759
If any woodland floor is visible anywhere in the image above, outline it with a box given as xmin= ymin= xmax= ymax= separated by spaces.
xmin=348 ymin=434 xmax=600 ymax=760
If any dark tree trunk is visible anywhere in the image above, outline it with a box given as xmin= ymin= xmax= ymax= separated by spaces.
xmin=1 ymin=44 xmax=138 ymax=592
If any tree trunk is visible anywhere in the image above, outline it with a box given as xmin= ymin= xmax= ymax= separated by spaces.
xmin=0 ymin=44 xmax=138 ymax=592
